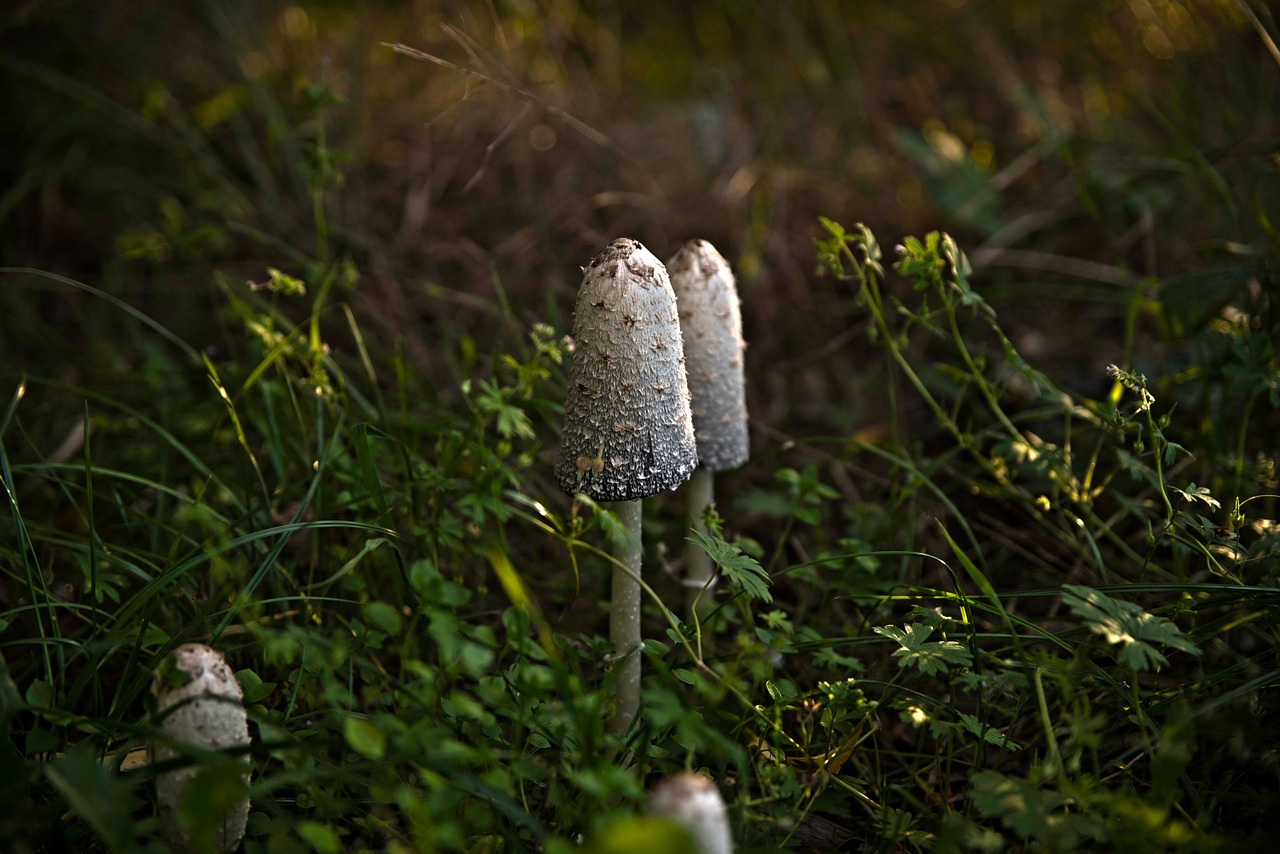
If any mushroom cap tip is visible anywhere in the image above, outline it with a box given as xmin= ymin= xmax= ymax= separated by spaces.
xmin=557 ymin=238 xmax=698 ymax=501
xmin=667 ymin=239 xmax=749 ymax=472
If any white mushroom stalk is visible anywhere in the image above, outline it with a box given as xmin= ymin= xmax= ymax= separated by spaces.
xmin=648 ymin=772 xmax=734 ymax=854
xmin=667 ymin=240 xmax=749 ymax=624
xmin=151 ymin=643 xmax=251 ymax=853
xmin=556 ymin=237 xmax=698 ymax=734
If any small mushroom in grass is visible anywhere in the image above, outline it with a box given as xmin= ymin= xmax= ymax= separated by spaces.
xmin=556 ymin=237 xmax=698 ymax=733
xmin=151 ymin=643 xmax=250 ymax=853
xmin=648 ymin=772 xmax=734 ymax=854
xmin=667 ymin=240 xmax=749 ymax=623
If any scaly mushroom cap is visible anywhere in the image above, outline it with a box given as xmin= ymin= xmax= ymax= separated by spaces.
xmin=556 ymin=238 xmax=698 ymax=501
xmin=648 ymin=772 xmax=734 ymax=854
xmin=667 ymin=240 xmax=749 ymax=472
xmin=151 ymin=643 xmax=250 ymax=854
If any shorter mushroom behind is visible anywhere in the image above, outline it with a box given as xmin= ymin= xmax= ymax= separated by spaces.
xmin=667 ymin=240 xmax=749 ymax=624
xmin=648 ymin=772 xmax=734 ymax=854
xmin=556 ymin=237 xmax=698 ymax=734
xmin=151 ymin=643 xmax=251 ymax=853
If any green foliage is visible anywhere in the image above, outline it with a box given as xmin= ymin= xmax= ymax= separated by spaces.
xmin=814 ymin=207 xmax=1275 ymax=849
xmin=342 ymin=717 xmax=386 ymax=760
xmin=1061 ymin=584 xmax=1201 ymax=671
xmin=686 ymin=527 xmax=773 ymax=604
xmin=583 ymin=816 xmax=698 ymax=854
xmin=969 ymin=770 xmax=1104 ymax=849
xmin=873 ymin=622 xmax=973 ymax=676
xmin=44 ymin=746 xmax=152 ymax=852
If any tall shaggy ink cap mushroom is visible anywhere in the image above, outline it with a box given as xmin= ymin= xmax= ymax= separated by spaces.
xmin=667 ymin=239 xmax=748 ymax=473
xmin=151 ymin=643 xmax=251 ymax=853
xmin=556 ymin=238 xmax=697 ymax=736
xmin=556 ymin=238 xmax=698 ymax=501
xmin=668 ymin=239 xmax=749 ymax=627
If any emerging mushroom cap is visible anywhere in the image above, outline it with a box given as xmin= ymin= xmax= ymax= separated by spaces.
xmin=667 ymin=240 xmax=749 ymax=472
xmin=556 ymin=238 xmax=698 ymax=502
xmin=648 ymin=772 xmax=734 ymax=854
xmin=151 ymin=643 xmax=250 ymax=854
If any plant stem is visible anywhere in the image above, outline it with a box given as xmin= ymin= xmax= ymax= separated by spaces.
xmin=1233 ymin=391 xmax=1257 ymax=499
xmin=685 ymin=467 xmax=715 ymax=625
xmin=1033 ymin=667 xmax=1064 ymax=781
xmin=607 ymin=499 xmax=643 ymax=735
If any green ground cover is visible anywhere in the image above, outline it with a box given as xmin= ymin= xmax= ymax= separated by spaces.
xmin=2 ymin=2 xmax=1278 ymax=851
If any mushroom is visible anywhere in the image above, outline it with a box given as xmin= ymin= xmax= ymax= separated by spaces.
xmin=556 ymin=237 xmax=698 ymax=733
xmin=151 ymin=643 xmax=251 ymax=853
xmin=667 ymin=240 xmax=749 ymax=623
xmin=648 ymin=772 xmax=734 ymax=854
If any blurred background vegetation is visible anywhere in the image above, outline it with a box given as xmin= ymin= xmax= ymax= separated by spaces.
xmin=4 ymin=0 xmax=1275 ymax=577
xmin=2 ymin=0 xmax=1278 ymax=850
xmin=4 ymin=0 xmax=1274 ymax=398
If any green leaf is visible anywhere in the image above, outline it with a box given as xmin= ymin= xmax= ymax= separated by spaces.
xmin=818 ymin=216 xmax=846 ymax=240
xmin=361 ymin=601 xmax=403 ymax=635
xmin=24 ymin=679 xmax=54 ymax=708
xmin=812 ymin=646 xmax=865 ymax=674
xmin=297 ymin=820 xmax=342 ymax=854
xmin=1061 ymin=585 xmax=1201 ymax=671
xmin=765 ymin=679 xmax=797 ymax=701
xmin=878 ymin=806 xmax=915 ymax=843
xmin=873 ymin=622 xmax=972 ymax=675
xmin=343 ymin=716 xmax=386 ymax=760
xmin=1169 ymin=482 xmax=1220 ymax=510
xmin=686 ymin=529 xmax=772 ymax=603
xmin=235 ymin=669 xmax=276 ymax=704
xmin=970 ymin=770 xmax=1068 ymax=838
xmin=956 ymin=711 xmax=1020 ymax=750
xmin=473 ymin=378 xmax=535 ymax=440
xmin=584 ymin=816 xmax=697 ymax=854
xmin=410 ymin=558 xmax=470 ymax=607
xmin=761 ymin=609 xmax=793 ymax=634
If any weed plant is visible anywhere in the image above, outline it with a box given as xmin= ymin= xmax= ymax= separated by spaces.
xmin=2 ymin=2 xmax=1279 ymax=853
xmin=4 ymin=212 xmax=1276 ymax=850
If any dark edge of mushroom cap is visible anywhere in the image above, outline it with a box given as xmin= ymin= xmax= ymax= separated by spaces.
xmin=667 ymin=239 xmax=749 ymax=472
xmin=556 ymin=238 xmax=698 ymax=501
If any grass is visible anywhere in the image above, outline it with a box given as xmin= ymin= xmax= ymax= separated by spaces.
xmin=2 ymin=1 xmax=1279 ymax=852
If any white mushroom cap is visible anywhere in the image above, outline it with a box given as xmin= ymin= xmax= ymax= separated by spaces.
xmin=151 ymin=643 xmax=250 ymax=853
xmin=667 ymin=240 xmax=749 ymax=472
xmin=648 ymin=772 xmax=734 ymax=854
xmin=556 ymin=238 xmax=698 ymax=501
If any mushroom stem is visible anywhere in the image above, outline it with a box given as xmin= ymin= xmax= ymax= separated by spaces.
xmin=685 ymin=466 xmax=716 ymax=623
xmin=607 ymin=499 xmax=643 ymax=734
